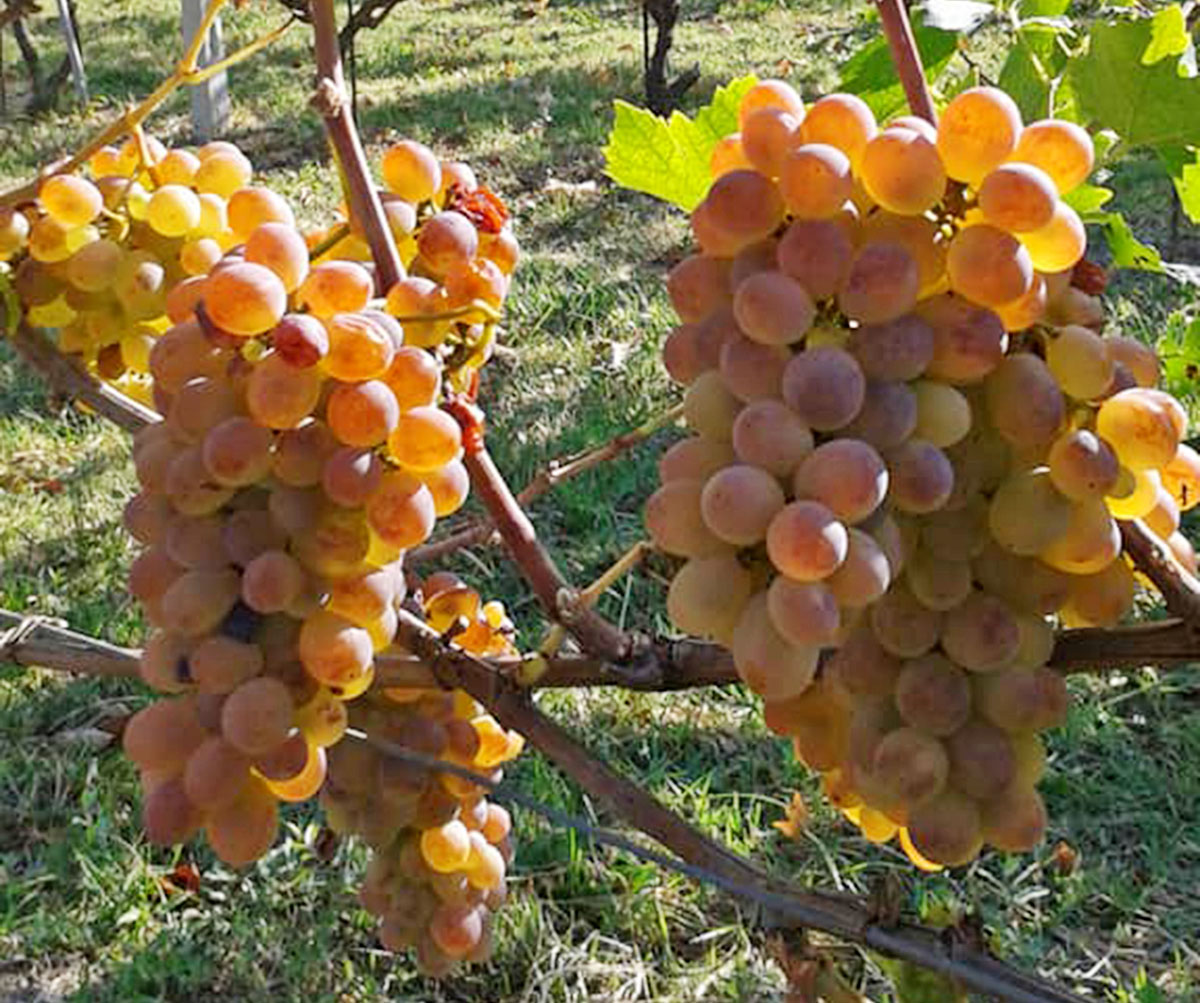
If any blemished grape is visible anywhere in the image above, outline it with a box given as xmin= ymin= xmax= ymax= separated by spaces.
xmin=947 ymin=224 xmax=1034 ymax=308
xmin=1012 ymin=119 xmax=1094 ymax=194
xmin=731 ymin=399 xmax=814 ymax=475
xmin=894 ymin=654 xmax=972 ymax=736
xmin=837 ymin=241 xmax=920 ymax=325
xmin=781 ymin=346 xmax=865 ymax=431
xmin=869 ymin=583 xmax=941 ymax=658
xmin=1097 ymin=388 xmax=1185 ymax=472
xmin=1160 ymin=443 xmax=1200 ymax=511
xmin=766 ymin=500 xmax=849 ymax=581
xmin=766 ymin=577 xmax=840 ymax=647
xmin=918 ymin=293 xmax=1007 ymax=384
xmin=871 ymin=727 xmax=948 ymax=808
xmin=995 ymin=272 xmax=1048 ymax=332
xmin=859 ymin=126 xmax=946 ymax=215
xmin=731 ymin=593 xmax=820 ymax=701
xmin=1104 ymin=334 xmax=1160 ymax=389
xmin=644 ymin=479 xmax=728 ymax=557
xmin=793 ymin=438 xmax=887 ymax=524
xmin=937 ymin=86 xmax=1022 ymax=185
xmin=776 ymin=219 xmax=853 ymax=301
xmin=666 ymin=553 xmax=753 ymax=645
xmin=700 ymin=465 xmax=786 ymax=545
xmin=1047 ymin=429 xmax=1120 ymax=501
xmin=733 ymin=271 xmax=815 ymax=346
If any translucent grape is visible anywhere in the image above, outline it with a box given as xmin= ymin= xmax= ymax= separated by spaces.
xmin=859 ymin=127 xmax=946 ymax=214
xmin=799 ymin=93 xmax=876 ymax=167
xmin=245 ymin=221 xmax=309 ymax=292
xmin=977 ymin=163 xmax=1057 ymax=232
xmin=204 ymin=262 xmax=287 ymax=336
xmin=1019 ymin=202 xmax=1086 ymax=273
xmin=738 ymin=79 xmax=804 ymax=126
xmin=382 ymin=140 xmax=442 ymax=201
xmin=1046 ymin=324 xmax=1113 ymax=400
xmin=298 ymin=261 xmax=373 ymax=317
xmin=299 ymin=610 xmax=374 ymax=688
xmin=946 ymin=224 xmax=1034 ymax=308
xmin=227 ymin=186 xmax=295 ymax=242
xmin=365 ymin=469 xmax=437 ymax=548
xmin=700 ymin=465 xmax=786 ymax=545
xmin=246 ymin=353 xmax=323 ymax=429
xmin=988 ymin=468 xmax=1072 ymax=555
xmin=937 ymin=86 xmax=1022 ymax=185
xmin=40 ymin=174 xmax=102 ymax=226
xmin=905 ymin=550 xmax=972 ymax=611
xmin=1011 ymin=119 xmax=1094 ymax=194
xmin=683 ymin=371 xmax=741 ymax=441
xmin=766 ymin=500 xmax=848 ymax=581
xmin=1096 ymin=388 xmax=1185 ymax=471
xmin=779 ymin=143 xmax=852 ymax=219
xmin=740 ymin=108 xmax=801 ymax=178
xmin=1039 ymin=498 xmax=1120 ymax=574
xmin=911 ymin=381 xmax=970 ymax=448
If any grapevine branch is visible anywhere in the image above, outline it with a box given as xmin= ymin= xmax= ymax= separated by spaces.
xmin=393 ymin=608 xmax=1089 ymax=1003
xmin=1119 ymin=520 xmax=1200 ymax=629
xmin=874 ymin=0 xmax=937 ymax=124
xmin=409 ymin=402 xmax=684 ymax=565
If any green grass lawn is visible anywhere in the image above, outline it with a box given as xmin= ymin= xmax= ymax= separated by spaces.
xmin=2 ymin=0 xmax=1200 ymax=1000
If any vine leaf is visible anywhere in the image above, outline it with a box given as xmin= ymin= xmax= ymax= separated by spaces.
xmin=602 ymin=75 xmax=756 ymax=210
xmin=1068 ymin=6 xmax=1200 ymax=149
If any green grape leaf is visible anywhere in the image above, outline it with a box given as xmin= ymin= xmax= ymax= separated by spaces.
xmin=838 ymin=17 xmax=959 ymax=119
xmin=1017 ymin=0 xmax=1070 ymax=18
xmin=1100 ymin=211 xmax=1164 ymax=271
xmin=1068 ymin=8 xmax=1200 ymax=149
xmin=998 ymin=22 xmax=1069 ymax=120
xmin=1063 ymin=183 xmax=1114 ymax=214
xmin=602 ymin=76 xmax=757 ymax=210
xmin=1141 ymin=3 xmax=1190 ymax=65
xmin=1157 ymin=145 xmax=1200 ymax=224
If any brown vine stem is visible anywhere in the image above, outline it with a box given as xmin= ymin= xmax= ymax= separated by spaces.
xmin=9 ymin=322 xmax=160 ymax=433
xmin=394 ymin=608 xmax=1088 ymax=1003
xmin=309 ymin=0 xmax=404 ymax=291
xmin=0 ymin=0 xmax=294 ymax=209
xmin=461 ymin=445 xmax=633 ymax=662
xmin=0 ymin=610 xmax=141 ymax=679
xmin=409 ymin=403 xmax=684 ymax=565
xmin=1118 ymin=519 xmax=1200 ymax=629
xmin=874 ymin=0 xmax=937 ymax=124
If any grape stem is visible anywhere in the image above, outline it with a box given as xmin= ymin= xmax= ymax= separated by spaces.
xmin=1118 ymin=519 xmax=1200 ymax=629
xmin=309 ymin=0 xmax=404 ymax=291
xmin=873 ymin=0 xmax=937 ymax=125
xmin=410 ymin=402 xmax=684 ymax=565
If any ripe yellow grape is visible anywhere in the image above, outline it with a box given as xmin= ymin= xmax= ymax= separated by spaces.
xmin=365 ymin=468 xmax=437 ymax=548
xmin=1039 ymin=498 xmax=1121 ymax=574
xmin=740 ymin=107 xmax=801 ymax=178
xmin=1160 ymin=443 xmax=1200 ymax=511
xmin=245 ymin=221 xmax=310 ymax=292
xmin=946 ymin=223 xmax=1034 ymax=308
xmin=382 ymin=140 xmax=442 ymax=202
xmin=1011 ymin=119 xmax=1094 ymax=194
xmin=146 ymin=184 xmax=202 ymax=237
xmin=859 ymin=126 xmax=947 ymax=215
xmin=246 ymin=352 xmax=323 ymax=428
xmin=204 ymin=262 xmax=287 ymax=336
xmin=779 ymin=144 xmax=852 ymax=219
xmin=388 ymin=405 xmax=463 ymax=471
xmin=936 ymin=86 xmax=1022 ymax=185
xmin=40 ymin=174 xmax=102 ymax=226
xmin=1096 ymin=388 xmax=1186 ymax=471
xmin=227 ymin=186 xmax=296 ymax=242
xmin=977 ymin=162 xmax=1058 ymax=233
xmin=1045 ymin=324 xmax=1113 ymax=400
xmin=799 ymin=92 xmax=877 ymax=167
xmin=995 ymin=272 xmax=1047 ymax=331
xmin=1019 ymin=201 xmax=1086 ymax=272
xmin=195 ymin=149 xmax=253 ymax=197
xmin=738 ymin=79 xmax=805 ymax=127
xmin=298 ymin=261 xmax=374 ymax=317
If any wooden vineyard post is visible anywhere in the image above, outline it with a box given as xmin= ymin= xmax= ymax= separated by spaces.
xmin=180 ymin=0 xmax=230 ymax=140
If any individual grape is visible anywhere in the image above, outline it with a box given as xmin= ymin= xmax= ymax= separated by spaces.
xmin=323 ymin=380 xmax=399 ymax=448
xmin=799 ymin=93 xmax=876 ymax=167
xmin=1047 ymin=429 xmax=1120 ymax=501
xmin=123 ymin=698 xmax=207 ymax=770
xmin=417 ymin=211 xmax=479 ymax=275
xmin=981 ymin=784 xmax=1047 ymax=852
xmin=661 ymin=324 xmax=705 ymax=385
xmin=291 ymin=504 xmax=372 ymax=579
xmin=779 ymin=143 xmax=852 ymax=219
xmin=266 ymin=314 xmax=329 ymax=370
xmin=200 ymin=416 xmax=273 ymax=487
xmin=206 ymin=777 xmax=279 ymax=867
xmin=1019 ymin=202 xmax=1086 ymax=273
xmin=846 ymin=314 xmax=933 ymax=383
xmin=906 ymin=789 xmax=983 ymax=866
xmin=194 ymin=146 xmax=253 ymax=196
xmin=731 ymin=593 xmax=820 ymax=701
xmin=167 ymin=377 xmax=240 ymax=444
xmin=27 ymin=216 xmax=81 ymax=262
xmin=918 ymin=293 xmax=1007 ymax=384
xmin=826 ymin=627 xmax=900 ymax=696
xmin=709 ymin=133 xmax=752 ymax=177
xmin=465 ymin=831 xmax=506 ymax=890
xmin=869 ymin=582 xmax=941 ymax=658
xmin=1106 ymin=467 xmax=1160 ymax=520
xmin=324 ymin=312 xmax=395 ymax=381
xmin=894 ymin=654 xmax=972 ymax=737
xmin=160 ymin=568 xmax=240 ymax=636
xmin=272 ymin=420 xmax=338 ymax=487
xmin=871 ymin=727 xmax=948 ymax=808
xmin=227 ymin=187 xmax=295 ymax=242
xmin=983 ymin=353 xmax=1065 ymax=449
xmin=1103 ymin=334 xmax=1159 ymax=389
xmin=1039 ymin=497 xmax=1121 ymax=575
xmin=740 ymin=108 xmax=801 ymax=178
xmin=0 ymin=207 xmax=30 ymax=258
xmin=732 ymin=271 xmax=815 ymax=346
xmin=1011 ymin=119 xmax=1094 ymax=194
xmin=974 ymin=667 xmax=1068 ymax=732
xmin=190 ymin=634 xmax=264 ymax=693
xmin=940 ymin=591 xmax=1020 ymax=673
xmin=1145 ymin=483 xmax=1181 ymax=540
xmin=382 ymin=140 xmax=442 ymax=201
xmin=1097 ymin=388 xmax=1186 ymax=472
xmin=826 ymin=528 xmax=890 ymax=607
xmin=657 ymin=436 xmax=735 ymax=484
xmin=693 ymin=170 xmax=786 ymax=255
xmin=781 ymin=347 xmax=865 ymax=431
xmin=295 ymin=687 xmax=347 ymax=748
xmin=145 ymin=184 xmax=201 ymax=237
xmin=995 ymin=272 xmax=1047 ymax=332
xmin=124 ymin=492 xmax=172 ymax=546
xmin=363 ymin=469 xmax=435 ymax=549
xmin=837 ymin=242 xmax=919 ymax=325
xmin=203 ymin=262 xmax=287 ymax=336
xmin=973 ymin=543 xmax=1070 ymax=615
xmin=775 ymin=218 xmax=853 ymax=301
xmin=299 ymin=610 xmax=373 ymax=688
xmin=184 ymin=736 xmax=251 ymax=813
xmin=842 ymin=381 xmax=918 ymax=451
xmin=382 ymin=346 xmax=441 ymax=411
xmin=766 ymin=500 xmax=848 ymax=581
xmin=793 ymin=439 xmax=887 ymax=524
xmin=128 ymin=546 xmax=184 ymax=605
xmin=40 ymin=173 xmax=102 ymax=226
xmin=1045 ymin=324 xmax=1113 ymax=401
xmin=179 ymin=236 xmax=223 ymax=276
xmin=1159 ymin=443 xmax=1200 ymax=512
xmin=142 ymin=776 xmax=205 ymax=846
xmin=64 ymin=238 xmax=122 ymax=293
xmin=937 ymin=86 xmax=1022 ymax=184
xmin=239 ymin=549 xmax=304 ymax=614
xmin=388 ymin=405 xmax=462 ymax=472
xmin=245 ymin=221 xmax=309 ymax=292
xmin=246 ymin=353 xmax=323 ymax=428
xmin=1062 ymin=558 xmax=1135 ymax=627
xmin=911 ymin=381 xmax=970 ymax=448
xmin=988 ymin=468 xmax=1072 ymax=555
xmin=1168 ymin=532 xmax=1199 ymax=574
xmin=298 ymin=261 xmax=373 ymax=316
xmin=264 ymin=742 xmax=327 ymax=802
xmin=977 ymin=163 xmax=1058 ymax=232
xmin=666 ymin=554 xmax=753 ymax=645
xmin=683 ymin=371 xmax=741 ymax=441
xmin=220 ymin=677 xmax=294 ymax=756
xmin=699 ymin=465 xmax=786 ymax=545
xmin=885 ymin=439 xmax=954 ymax=514
xmin=666 ymin=255 xmax=732 ymax=322
xmin=766 ymin=577 xmax=840 ymax=646
xmin=164 ymin=514 xmax=229 ymax=571
xmin=418 ymin=459 xmax=470 ymax=518
xmin=731 ymin=399 xmax=813 ymax=475
xmin=859 ymin=127 xmax=946 ymax=214
xmin=717 ymin=334 xmax=789 ymax=402
xmin=738 ymin=79 xmax=805 ymax=125
xmin=905 ymin=550 xmax=972 ymax=612
xmin=1011 ymin=613 xmax=1055 ymax=670
xmin=946 ymin=224 xmax=1034 ymax=308
xmin=645 ymin=479 xmax=728 ymax=557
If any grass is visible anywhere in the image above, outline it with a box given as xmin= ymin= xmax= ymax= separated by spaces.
xmin=2 ymin=0 xmax=1200 ymax=1001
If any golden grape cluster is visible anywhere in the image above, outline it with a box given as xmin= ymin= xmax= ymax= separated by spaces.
xmin=323 ymin=573 xmax=524 ymax=974
xmin=0 ymin=128 xmax=536 ymax=958
xmin=648 ymin=81 xmax=1200 ymax=869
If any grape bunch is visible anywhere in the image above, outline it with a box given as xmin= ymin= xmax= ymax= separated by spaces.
xmin=102 ymin=131 xmax=529 ymax=922
xmin=3 ymin=132 xmax=517 ymax=408
xmin=322 ymin=573 xmax=524 ymax=975
xmin=648 ymin=80 xmax=1199 ymax=869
